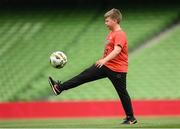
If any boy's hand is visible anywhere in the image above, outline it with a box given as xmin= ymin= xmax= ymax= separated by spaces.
xmin=96 ymin=59 xmax=106 ymax=68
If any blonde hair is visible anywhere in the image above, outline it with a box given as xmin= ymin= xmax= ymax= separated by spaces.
xmin=104 ymin=8 xmax=122 ymax=24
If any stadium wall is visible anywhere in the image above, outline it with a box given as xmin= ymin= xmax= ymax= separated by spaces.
xmin=0 ymin=100 xmax=180 ymax=119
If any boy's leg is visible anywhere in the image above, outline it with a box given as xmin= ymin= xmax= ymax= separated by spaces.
xmin=60 ymin=65 xmax=106 ymax=90
xmin=110 ymin=73 xmax=134 ymax=117
xmin=105 ymin=68 xmax=134 ymax=118
xmin=107 ymin=71 xmax=137 ymax=124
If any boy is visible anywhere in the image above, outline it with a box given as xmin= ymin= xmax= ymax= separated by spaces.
xmin=48 ymin=8 xmax=137 ymax=124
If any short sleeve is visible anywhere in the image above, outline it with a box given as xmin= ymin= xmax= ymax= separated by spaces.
xmin=114 ymin=31 xmax=126 ymax=48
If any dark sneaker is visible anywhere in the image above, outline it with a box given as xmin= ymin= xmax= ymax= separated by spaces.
xmin=48 ymin=76 xmax=62 ymax=95
xmin=121 ymin=116 xmax=137 ymax=124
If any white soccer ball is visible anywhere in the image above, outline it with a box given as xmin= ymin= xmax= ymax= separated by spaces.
xmin=50 ymin=51 xmax=67 ymax=69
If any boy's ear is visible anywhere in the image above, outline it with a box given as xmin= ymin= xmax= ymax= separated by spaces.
xmin=113 ymin=19 xmax=118 ymax=23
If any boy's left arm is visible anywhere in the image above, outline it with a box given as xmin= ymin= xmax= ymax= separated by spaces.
xmin=96 ymin=45 xmax=121 ymax=68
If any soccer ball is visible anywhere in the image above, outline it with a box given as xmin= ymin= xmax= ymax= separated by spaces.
xmin=49 ymin=51 xmax=67 ymax=69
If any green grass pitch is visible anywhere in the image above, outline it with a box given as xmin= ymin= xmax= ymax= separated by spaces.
xmin=0 ymin=117 xmax=180 ymax=128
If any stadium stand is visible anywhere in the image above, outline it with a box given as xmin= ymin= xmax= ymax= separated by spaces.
xmin=128 ymin=25 xmax=180 ymax=99
xmin=0 ymin=6 xmax=179 ymax=101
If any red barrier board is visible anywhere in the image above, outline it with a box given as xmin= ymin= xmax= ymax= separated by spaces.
xmin=0 ymin=100 xmax=180 ymax=119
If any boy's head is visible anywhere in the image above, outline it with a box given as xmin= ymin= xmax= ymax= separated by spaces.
xmin=104 ymin=8 xmax=122 ymax=24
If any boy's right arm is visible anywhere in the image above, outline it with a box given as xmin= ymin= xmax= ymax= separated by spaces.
xmin=95 ymin=45 xmax=121 ymax=68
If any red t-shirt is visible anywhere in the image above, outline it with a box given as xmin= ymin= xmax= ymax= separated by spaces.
xmin=103 ymin=30 xmax=128 ymax=72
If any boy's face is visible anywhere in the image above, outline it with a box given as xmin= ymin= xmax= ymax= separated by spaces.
xmin=104 ymin=17 xmax=117 ymax=30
